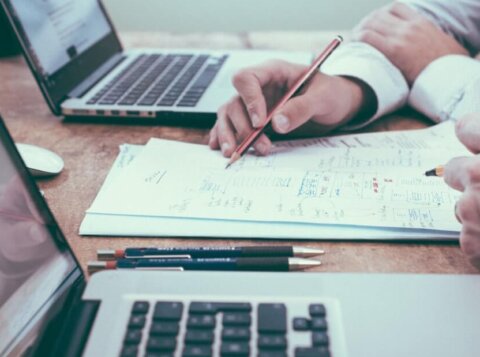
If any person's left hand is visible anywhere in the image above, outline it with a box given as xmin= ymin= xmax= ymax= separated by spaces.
xmin=443 ymin=113 xmax=480 ymax=269
xmin=352 ymin=2 xmax=468 ymax=84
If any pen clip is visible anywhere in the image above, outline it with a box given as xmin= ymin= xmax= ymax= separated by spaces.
xmin=135 ymin=267 xmax=185 ymax=271
xmin=125 ymin=254 xmax=192 ymax=259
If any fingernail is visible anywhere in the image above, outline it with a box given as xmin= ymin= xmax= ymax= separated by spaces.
xmin=274 ymin=114 xmax=289 ymax=132
xmin=221 ymin=142 xmax=230 ymax=154
xmin=251 ymin=113 xmax=260 ymax=127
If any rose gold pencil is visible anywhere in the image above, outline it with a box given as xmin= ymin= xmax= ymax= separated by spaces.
xmin=225 ymin=35 xmax=343 ymax=169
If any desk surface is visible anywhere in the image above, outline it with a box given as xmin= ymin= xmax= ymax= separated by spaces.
xmin=0 ymin=31 xmax=477 ymax=275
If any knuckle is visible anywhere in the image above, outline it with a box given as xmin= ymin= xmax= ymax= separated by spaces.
xmin=232 ymin=70 xmax=251 ymax=87
xmin=460 ymin=233 xmax=480 ymax=261
xmin=465 ymin=163 xmax=480 ymax=183
xmin=456 ymin=193 xmax=480 ymax=223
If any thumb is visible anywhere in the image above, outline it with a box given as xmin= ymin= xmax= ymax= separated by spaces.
xmin=456 ymin=113 xmax=480 ymax=154
xmin=271 ymin=95 xmax=316 ymax=133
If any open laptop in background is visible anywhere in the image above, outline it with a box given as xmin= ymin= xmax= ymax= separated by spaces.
xmin=1 ymin=114 xmax=480 ymax=357
xmin=0 ymin=0 xmax=312 ymax=125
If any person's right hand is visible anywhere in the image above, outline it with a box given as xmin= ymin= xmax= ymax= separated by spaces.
xmin=443 ymin=113 xmax=480 ymax=269
xmin=209 ymin=60 xmax=374 ymax=157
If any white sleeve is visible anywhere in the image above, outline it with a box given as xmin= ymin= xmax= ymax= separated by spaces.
xmin=409 ymin=55 xmax=480 ymax=122
xmin=322 ymin=42 xmax=409 ymax=130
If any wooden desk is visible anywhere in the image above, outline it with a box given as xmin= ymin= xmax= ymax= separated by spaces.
xmin=0 ymin=32 xmax=477 ymax=275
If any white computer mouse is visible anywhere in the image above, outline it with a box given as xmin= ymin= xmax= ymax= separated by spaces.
xmin=16 ymin=143 xmax=64 ymax=177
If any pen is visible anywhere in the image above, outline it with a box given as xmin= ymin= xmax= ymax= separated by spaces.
xmin=88 ymin=257 xmax=321 ymax=273
xmin=425 ymin=165 xmax=444 ymax=177
xmin=226 ymin=36 xmax=343 ymax=169
xmin=97 ymin=246 xmax=325 ymax=260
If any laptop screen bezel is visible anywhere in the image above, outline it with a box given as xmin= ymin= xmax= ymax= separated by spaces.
xmin=0 ymin=114 xmax=85 ymax=354
xmin=0 ymin=0 xmax=123 ymax=115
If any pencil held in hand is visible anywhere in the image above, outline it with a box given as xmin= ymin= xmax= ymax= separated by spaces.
xmin=425 ymin=165 xmax=444 ymax=177
xmin=225 ymin=36 xmax=343 ymax=169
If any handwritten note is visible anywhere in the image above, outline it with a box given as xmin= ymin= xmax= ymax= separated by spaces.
xmin=87 ymin=122 xmax=468 ymax=233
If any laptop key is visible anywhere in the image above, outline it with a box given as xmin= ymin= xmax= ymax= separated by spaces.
xmin=258 ymin=352 xmax=287 ymax=357
xmin=124 ymin=329 xmax=143 ymax=344
xmin=153 ymin=301 xmax=184 ymax=321
xmin=184 ymin=330 xmax=214 ymax=344
xmin=220 ymin=341 xmax=250 ymax=356
xmin=311 ymin=318 xmax=327 ymax=331
xmin=293 ymin=317 xmax=310 ymax=331
xmin=221 ymin=327 xmax=251 ymax=341
xmin=258 ymin=334 xmax=287 ymax=349
xmin=145 ymin=353 xmax=174 ymax=357
xmin=120 ymin=345 xmax=138 ymax=357
xmin=257 ymin=304 xmax=287 ymax=334
xmin=149 ymin=321 xmax=179 ymax=336
xmin=187 ymin=315 xmax=216 ymax=329
xmin=147 ymin=336 xmax=177 ymax=351
xmin=312 ymin=332 xmax=329 ymax=346
xmin=132 ymin=301 xmax=150 ymax=314
xmin=128 ymin=315 xmax=146 ymax=329
xmin=294 ymin=347 xmax=330 ymax=357
xmin=182 ymin=345 xmax=212 ymax=357
xmin=223 ymin=313 xmax=251 ymax=326
xmin=309 ymin=304 xmax=326 ymax=317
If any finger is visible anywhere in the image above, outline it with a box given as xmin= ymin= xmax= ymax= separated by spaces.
xmin=455 ymin=113 xmax=480 ymax=154
xmin=208 ymin=123 xmax=220 ymax=150
xmin=216 ymin=106 xmax=237 ymax=157
xmin=388 ymin=2 xmax=420 ymax=20
xmin=226 ymin=98 xmax=273 ymax=156
xmin=444 ymin=156 xmax=480 ymax=192
xmin=271 ymin=94 xmax=317 ymax=134
xmin=232 ymin=61 xmax=290 ymax=128
xmin=456 ymin=190 xmax=480 ymax=268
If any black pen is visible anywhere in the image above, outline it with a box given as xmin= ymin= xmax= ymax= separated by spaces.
xmin=97 ymin=246 xmax=325 ymax=260
xmin=88 ymin=257 xmax=321 ymax=273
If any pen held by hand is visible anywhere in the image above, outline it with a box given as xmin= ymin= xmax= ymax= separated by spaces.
xmin=225 ymin=36 xmax=343 ymax=169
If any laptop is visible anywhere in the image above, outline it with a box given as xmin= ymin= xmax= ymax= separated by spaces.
xmin=1 ymin=115 xmax=479 ymax=357
xmin=0 ymin=0 xmax=311 ymax=124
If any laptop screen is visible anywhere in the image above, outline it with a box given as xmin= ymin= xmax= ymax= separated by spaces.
xmin=0 ymin=118 xmax=80 ymax=356
xmin=1 ymin=0 xmax=122 ymax=113
xmin=9 ymin=0 xmax=111 ymax=77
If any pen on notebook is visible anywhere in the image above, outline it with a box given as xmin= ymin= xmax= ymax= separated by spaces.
xmin=97 ymin=246 xmax=325 ymax=260
xmin=425 ymin=165 xmax=444 ymax=177
xmin=88 ymin=257 xmax=321 ymax=273
xmin=225 ymin=35 xmax=343 ymax=169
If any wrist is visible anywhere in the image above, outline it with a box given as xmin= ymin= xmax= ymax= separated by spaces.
xmin=337 ymin=76 xmax=376 ymax=124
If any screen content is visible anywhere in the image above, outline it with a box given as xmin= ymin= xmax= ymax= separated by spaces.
xmin=0 ymin=132 xmax=77 ymax=355
xmin=10 ymin=0 xmax=111 ymax=77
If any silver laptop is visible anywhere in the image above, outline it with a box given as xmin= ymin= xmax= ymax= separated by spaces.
xmin=1 ymin=115 xmax=479 ymax=357
xmin=1 ymin=0 xmax=311 ymax=124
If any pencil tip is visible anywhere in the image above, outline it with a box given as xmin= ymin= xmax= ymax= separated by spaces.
xmin=225 ymin=163 xmax=231 ymax=170
xmin=425 ymin=169 xmax=436 ymax=177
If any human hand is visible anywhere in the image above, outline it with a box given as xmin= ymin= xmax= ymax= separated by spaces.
xmin=443 ymin=113 xmax=480 ymax=269
xmin=353 ymin=2 xmax=468 ymax=84
xmin=209 ymin=60 xmax=373 ymax=157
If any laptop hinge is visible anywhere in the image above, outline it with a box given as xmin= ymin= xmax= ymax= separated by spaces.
xmin=68 ymin=53 xmax=125 ymax=99
xmin=27 ymin=277 xmax=100 ymax=357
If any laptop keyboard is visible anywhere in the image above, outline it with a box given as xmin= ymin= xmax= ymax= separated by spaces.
xmin=87 ymin=54 xmax=227 ymax=108
xmin=120 ymin=300 xmax=337 ymax=357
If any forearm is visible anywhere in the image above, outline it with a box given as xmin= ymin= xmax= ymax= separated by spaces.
xmin=400 ymin=0 xmax=480 ymax=54
xmin=322 ymin=42 xmax=409 ymax=130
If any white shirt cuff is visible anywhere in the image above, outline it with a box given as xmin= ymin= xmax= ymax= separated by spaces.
xmin=322 ymin=42 xmax=409 ymax=130
xmin=409 ymin=55 xmax=480 ymax=122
